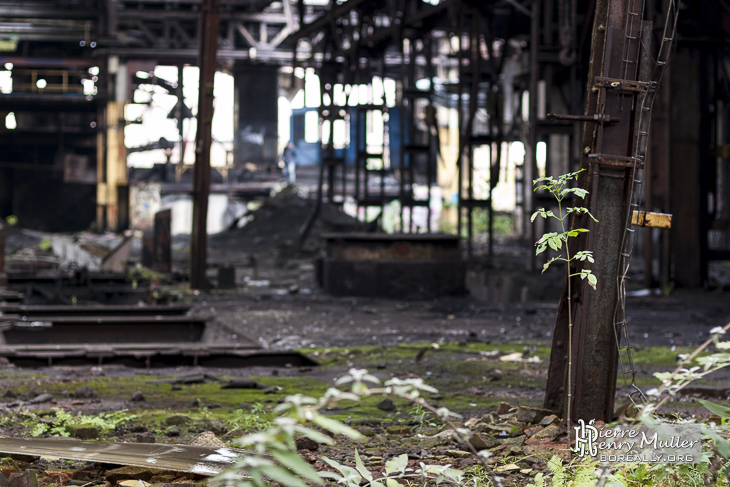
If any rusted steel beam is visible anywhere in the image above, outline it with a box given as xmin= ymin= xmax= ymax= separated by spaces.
xmin=0 ymin=344 xmax=317 ymax=368
xmin=190 ymin=0 xmax=220 ymax=290
xmin=0 ymin=225 xmax=5 ymax=287
xmin=544 ymin=0 xmax=654 ymax=423
xmin=0 ymin=304 xmax=191 ymax=316
xmin=0 ymin=315 xmax=210 ymax=344
xmin=153 ymin=209 xmax=172 ymax=273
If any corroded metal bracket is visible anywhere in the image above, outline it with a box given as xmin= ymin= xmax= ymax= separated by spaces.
xmin=631 ymin=211 xmax=672 ymax=229
xmin=594 ymin=76 xmax=657 ymax=93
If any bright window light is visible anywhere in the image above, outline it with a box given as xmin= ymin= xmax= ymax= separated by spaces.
xmin=304 ymin=110 xmax=319 ymax=143
xmin=5 ymin=112 xmax=16 ymax=130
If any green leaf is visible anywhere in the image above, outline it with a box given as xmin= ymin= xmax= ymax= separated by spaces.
xmin=535 ymin=243 xmax=547 ymax=255
xmin=697 ymin=399 xmax=730 ymax=418
xmin=385 ymin=454 xmax=409 ymax=476
xmin=321 ymin=456 xmax=361 ymax=481
xmin=311 ymin=413 xmax=363 ymax=439
xmin=704 ymin=427 xmax=730 ymax=458
xmin=587 ymin=273 xmax=597 ymax=290
xmin=354 ymin=450 xmax=373 ymax=481
xmin=548 ymin=236 xmax=561 ymax=251
xmin=257 ymin=465 xmax=309 ymax=487
xmin=536 ymin=232 xmax=558 ymax=244
xmin=292 ymin=425 xmax=334 ymax=445
xmin=533 ymin=175 xmax=556 ymax=184
xmin=270 ymin=450 xmax=322 ymax=484
xmin=386 ymin=479 xmax=401 ymax=487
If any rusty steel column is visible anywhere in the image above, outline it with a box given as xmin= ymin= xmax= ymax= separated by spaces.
xmin=153 ymin=209 xmax=172 ymax=273
xmin=190 ymin=0 xmax=220 ymax=290
xmin=544 ymin=0 xmax=650 ymax=422
xmin=0 ymin=224 xmax=5 ymax=287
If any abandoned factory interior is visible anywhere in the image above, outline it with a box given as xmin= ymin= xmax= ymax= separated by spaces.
xmin=0 ymin=0 xmax=728 ymax=485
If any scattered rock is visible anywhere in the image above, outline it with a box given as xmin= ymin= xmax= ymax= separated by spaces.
xmin=357 ymin=426 xmax=377 ymax=437
xmin=386 ymin=426 xmax=411 ymax=435
xmin=468 ymin=433 xmax=499 ymax=451
xmin=295 ymin=437 xmax=319 ymax=451
xmin=516 ymin=406 xmax=551 ymax=424
xmin=136 ymin=432 xmax=155 ymax=443
xmin=376 ymin=399 xmax=396 ymax=412
xmin=3 ymin=390 xmax=16 ymax=399
xmin=74 ymin=386 xmax=97 ymax=399
xmin=72 ymin=427 xmax=100 ymax=440
xmin=164 ymin=426 xmax=181 ymax=437
xmin=28 ymin=394 xmax=53 ymax=405
xmin=149 ymin=475 xmax=176 ymax=484
xmin=496 ymin=463 xmax=521 ymax=472
xmin=165 ymin=415 xmax=190 ymax=426
xmin=523 ymin=443 xmax=571 ymax=462
xmin=9 ymin=455 xmax=39 ymax=463
xmin=503 ymin=435 xmax=526 ymax=447
xmin=221 ymin=379 xmax=266 ymax=389
xmin=486 ymin=369 xmax=503 ymax=381
xmin=171 ymin=384 xmax=182 ymax=391
xmin=71 ymin=466 xmax=97 ymax=482
xmin=118 ymin=480 xmax=151 ymax=487
xmin=496 ymin=402 xmax=512 ymax=415
xmin=538 ymin=415 xmax=559 ymax=426
xmin=190 ymin=431 xmax=227 ymax=448
xmin=105 ymin=467 xmax=155 ymax=484
xmin=444 ymin=450 xmax=471 ymax=459
xmin=8 ymin=470 xmax=37 ymax=487
xmin=130 ymin=391 xmax=146 ymax=402
xmin=532 ymin=424 xmax=563 ymax=440
xmin=201 ymin=420 xmax=227 ymax=435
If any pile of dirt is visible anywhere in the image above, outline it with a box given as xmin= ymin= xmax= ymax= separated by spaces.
xmin=210 ymin=187 xmax=371 ymax=253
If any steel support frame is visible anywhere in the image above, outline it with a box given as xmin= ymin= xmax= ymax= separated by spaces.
xmin=544 ymin=0 xmax=650 ymax=422
xmin=190 ymin=0 xmax=220 ymax=290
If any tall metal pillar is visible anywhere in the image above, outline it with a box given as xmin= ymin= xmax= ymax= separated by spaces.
xmin=544 ymin=0 xmax=659 ymax=422
xmin=190 ymin=0 xmax=220 ymax=290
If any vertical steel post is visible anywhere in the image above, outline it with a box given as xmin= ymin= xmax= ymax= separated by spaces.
xmin=190 ymin=0 xmax=220 ymax=290
xmin=544 ymin=0 xmax=651 ymax=422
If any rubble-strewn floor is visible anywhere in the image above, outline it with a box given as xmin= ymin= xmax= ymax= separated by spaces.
xmin=1 ymin=205 xmax=730 ymax=486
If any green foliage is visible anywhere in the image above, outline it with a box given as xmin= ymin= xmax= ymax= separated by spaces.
xmin=227 ymin=403 xmax=274 ymax=436
xmin=441 ymin=209 xmax=514 ymax=237
xmin=531 ymin=169 xmax=598 ymax=289
xmin=38 ymin=236 xmax=53 ymax=252
xmin=127 ymin=263 xmax=163 ymax=289
xmin=30 ymin=408 xmax=136 ymax=437
xmin=526 ymin=456 xmax=598 ymax=487
xmin=213 ymin=369 xmax=491 ymax=487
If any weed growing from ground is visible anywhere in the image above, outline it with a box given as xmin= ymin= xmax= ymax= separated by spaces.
xmin=531 ymin=168 xmax=597 ymax=442
xmin=29 ymin=408 xmax=136 ymax=437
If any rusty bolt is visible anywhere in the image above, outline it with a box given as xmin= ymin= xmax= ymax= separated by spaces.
xmin=583 ymin=146 xmax=591 ymax=155
xmin=598 ymin=24 xmax=606 ymax=32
